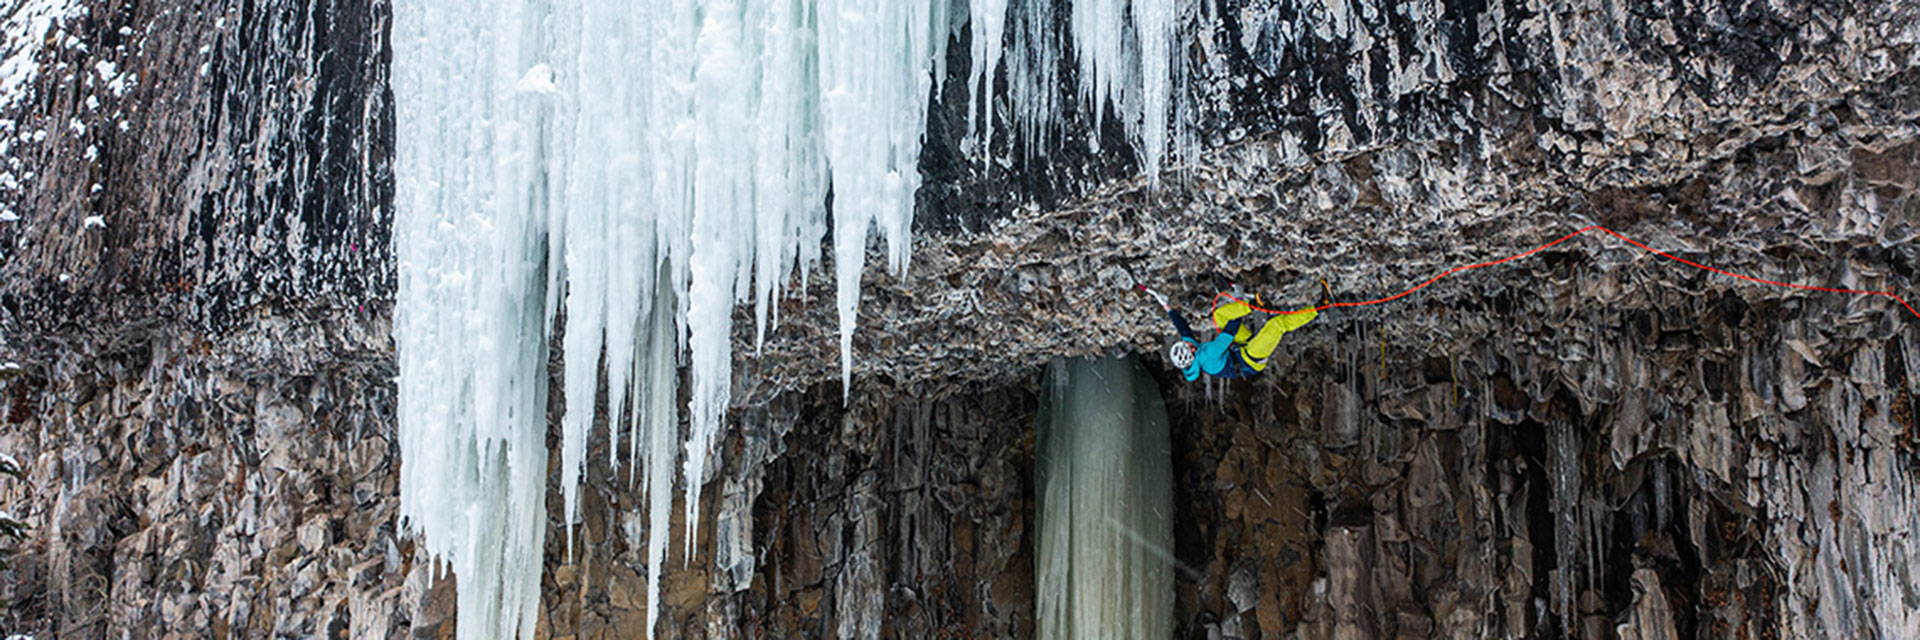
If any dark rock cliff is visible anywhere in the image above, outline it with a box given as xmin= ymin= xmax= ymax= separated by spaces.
xmin=0 ymin=0 xmax=401 ymax=637
xmin=2 ymin=0 xmax=1917 ymax=638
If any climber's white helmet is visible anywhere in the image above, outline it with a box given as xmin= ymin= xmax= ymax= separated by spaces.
xmin=1167 ymin=340 xmax=1196 ymax=370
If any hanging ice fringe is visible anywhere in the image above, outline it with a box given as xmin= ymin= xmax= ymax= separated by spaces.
xmin=391 ymin=1 xmax=1186 ymax=637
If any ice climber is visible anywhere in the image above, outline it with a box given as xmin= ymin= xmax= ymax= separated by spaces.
xmin=1143 ymin=280 xmax=1331 ymax=380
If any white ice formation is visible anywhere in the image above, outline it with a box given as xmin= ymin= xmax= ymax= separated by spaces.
xmin=971 ymin=0 xmax=1184 ymax=178
xmin=1036 ymin=357 xmax=1175 ymax=640
xmin=391 ymin=1 xmax=1190 ymax=638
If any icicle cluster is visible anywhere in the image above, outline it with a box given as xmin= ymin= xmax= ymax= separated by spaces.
xmin=393 ymin=1 xmax=1191 ymax=638
xmin=394 ymin=1 xmax=950 ymax=638
xmin=1036 ymin=357 xmax=1175 ymax=640
xmin=967 ymin=0 xmax=1185 ymax=178
xmin=391 ymin=3 xmax=556 ymax=639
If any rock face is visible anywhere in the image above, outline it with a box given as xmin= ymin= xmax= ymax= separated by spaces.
xmin=3 ymin=0 xmax=1919 ymax=639
xmin=0 ymin=312 xmax=418 ymax=638
xmin=1162 ymin=301 xmax=1920 ymax=638
xmin=0 ymin=0 xmax=410 ymax=637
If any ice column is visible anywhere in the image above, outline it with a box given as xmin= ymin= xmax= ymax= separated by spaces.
xmin=1035 ymin=357 xmax=1175 ymax=640
xmin=391 ymin=0 xmax=558 ymax=637
xmin=631 ymin=277 xmax=682 ymax=639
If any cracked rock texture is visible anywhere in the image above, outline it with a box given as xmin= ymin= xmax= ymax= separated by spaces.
xmin=2 ymin=0 xmax=411 ymax=638
xmin=3 ymin=0 xmax=1919 ymax=638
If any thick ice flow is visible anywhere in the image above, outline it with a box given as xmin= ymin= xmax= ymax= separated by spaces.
xmin=391 ymin=2 xmax=555 ymax=638
xmin=395 ymin=0 xmax=950 ymax=637
xmin=1036 ymin=358 xmax=1175 ymax=639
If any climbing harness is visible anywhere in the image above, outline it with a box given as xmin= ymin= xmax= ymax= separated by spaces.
xmin=1202 ymin=224 xmax=1920 ymax=321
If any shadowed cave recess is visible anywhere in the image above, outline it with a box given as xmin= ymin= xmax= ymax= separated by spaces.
xmin=0 ymin=0 xmax=1917 ymax=638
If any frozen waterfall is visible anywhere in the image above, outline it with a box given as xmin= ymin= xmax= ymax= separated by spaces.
xmin=390 ymin=2 xmax=556 ymax=637
xmin=391 ymin=1 xmax=1190 ymax=638
xmin=1036 ymin=357 xmax=1175 ymax=640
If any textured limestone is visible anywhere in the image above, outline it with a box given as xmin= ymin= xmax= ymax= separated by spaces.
xmin=1160 ymin=295 xmax=1920 ymax=637
xmin=526 ymin=381 xmax=1037 ymax=640
xmin=752 ymin=0 xmax=1920 ymax=401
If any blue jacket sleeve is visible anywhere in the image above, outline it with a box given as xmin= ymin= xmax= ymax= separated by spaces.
xmin=1167 ymin=309 xmax=1198 ymax=342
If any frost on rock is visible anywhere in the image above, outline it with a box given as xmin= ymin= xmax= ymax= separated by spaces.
xmin=0 ymin=1 xmax=83 ymax=112
xmin=0 ymin=0 xmax=85 ymax=212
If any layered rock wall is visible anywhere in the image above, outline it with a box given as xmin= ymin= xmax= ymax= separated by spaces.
xmin=1 ymin=0 xmax=1917 ymax=638
xmin=1161 ymin=279 xmax=1920 ymax=637
xmin=0 ymin=0 xmax=403 ymax=637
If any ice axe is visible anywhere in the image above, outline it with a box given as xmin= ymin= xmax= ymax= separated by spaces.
xmin=1136 ymin=284 xmax=1171 ymax=310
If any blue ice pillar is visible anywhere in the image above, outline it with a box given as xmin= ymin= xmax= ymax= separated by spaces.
xmin=1036 ymin=357 xmax=1176 ymax=640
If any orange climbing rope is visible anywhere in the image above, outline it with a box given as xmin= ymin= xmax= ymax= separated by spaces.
xmin=1209 ymin=224 xmax=1920 ymax=321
